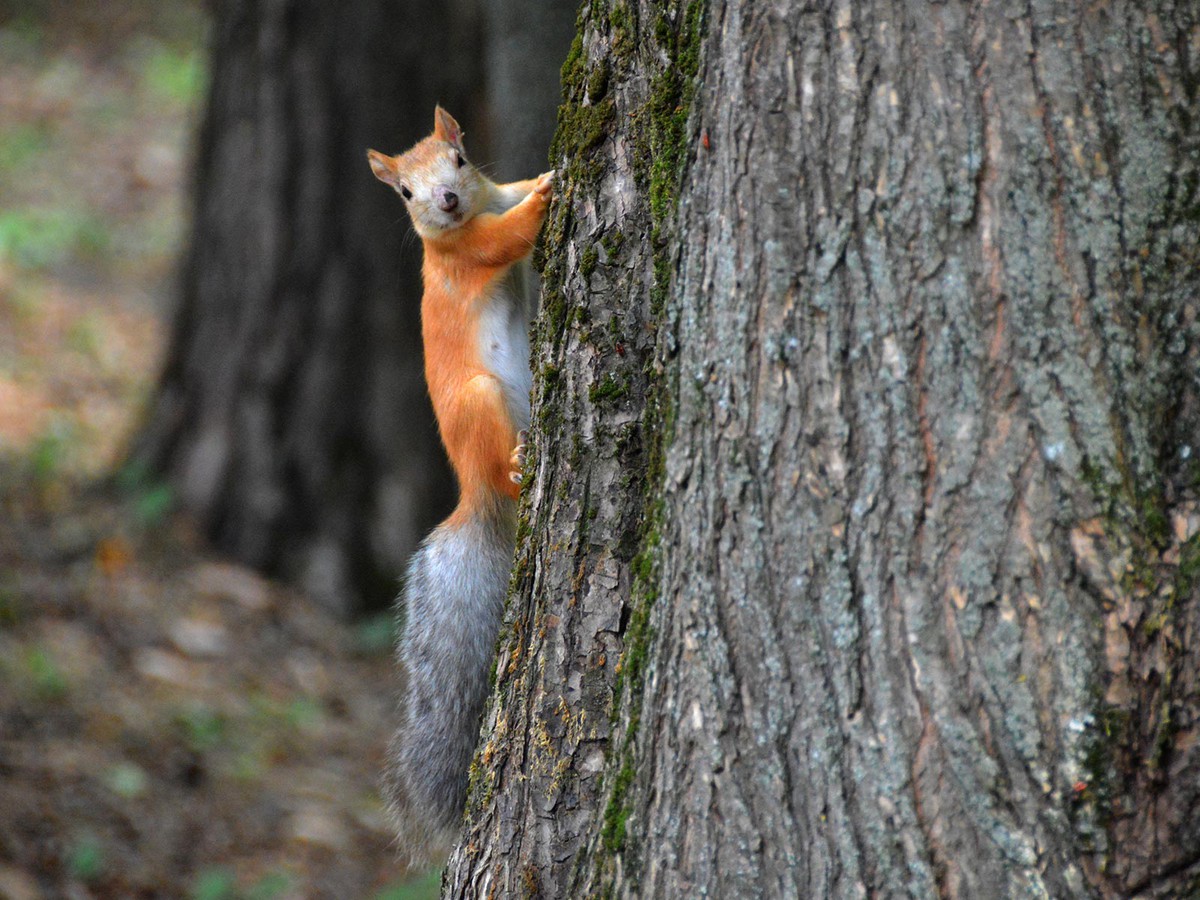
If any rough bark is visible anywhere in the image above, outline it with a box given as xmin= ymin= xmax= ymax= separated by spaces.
xmin=132 ymin=0 xmax=482 ymax=613
xmin=447 ymin=1 xmax=1200 ymax=898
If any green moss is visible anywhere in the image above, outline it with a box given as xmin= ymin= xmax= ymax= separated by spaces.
xmin=626 ymin=0 xmax=704 ymax=217
xmin=587 ymin=59 xmax=611 ymax=102
xmin=1077 ymin=701 xmax=1126 ymax=843
xmin=578 ymin=99 xmax=615 ymax=154
xmin=1149 ymin=699 xmax=1178 ymax=772
xmin=609 ymin=554 xmax=655 ymax=716
xmin=605 ymin=313 xmax=624 ymax=343
xmin=600 ymin=761 xmax=636 ymax=852
xmin=652 ymin=11 xmax=672 ymax=46
xmin=466 ymin=750 xmax=496 ymax=812
xmin=600 ymin=229 xmax=625 ymax=258
xmin=1175 ymin=532 xmax=1200 ymax=597
xmin=550 ymin=98 xmax=615 ymax=193
xmin=588 ymin=372 xmax=627 ymax=404
xmin=607 ymin=2 xmax=632 ymax=58
xmin=560 ymin=32 xmax=587 ymax=94
xmin=580 ymin=244 xmax=599 ymax=279
xmin=540 ymin=286 xmax=569 ymax=340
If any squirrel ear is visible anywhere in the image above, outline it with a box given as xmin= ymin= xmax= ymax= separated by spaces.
xmin=433 ymin=106 xmax=465 ymax=150
xmin=367 ymin=149 xmax=399 ymax=185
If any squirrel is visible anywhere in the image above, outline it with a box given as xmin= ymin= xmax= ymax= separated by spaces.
xmin=367 ymin=106 xmax=553 ymax=860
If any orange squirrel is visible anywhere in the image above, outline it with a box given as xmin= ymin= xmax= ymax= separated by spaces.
xmin=367 ymin=107 xmax=553 ymax=859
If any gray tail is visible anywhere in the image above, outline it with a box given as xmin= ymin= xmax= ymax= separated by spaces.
xmin=384 ymin=506 xmax=514 ymax=862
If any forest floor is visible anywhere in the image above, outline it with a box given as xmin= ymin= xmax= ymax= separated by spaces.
xmin=0 ymin=4 xmax=436 ymax=898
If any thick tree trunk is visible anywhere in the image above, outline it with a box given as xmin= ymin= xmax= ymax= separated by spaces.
xmin=132 ymin=0 xmax=483 ymax=613
xmin=447 ymin=1 xmax=1200 ymax=897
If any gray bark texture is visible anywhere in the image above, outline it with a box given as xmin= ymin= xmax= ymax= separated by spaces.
xmin=132 ymin=0 xmax=483 ymax=614
xmin=446 ymin=0 xmax=1200 ymax=898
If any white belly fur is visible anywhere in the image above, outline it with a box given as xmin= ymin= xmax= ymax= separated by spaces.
xmin=477 ymin=268 xmax=532 ymax=433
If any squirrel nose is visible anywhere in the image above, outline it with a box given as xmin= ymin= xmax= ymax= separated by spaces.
xmin=435 ymin=187 xmax=459 ymax=212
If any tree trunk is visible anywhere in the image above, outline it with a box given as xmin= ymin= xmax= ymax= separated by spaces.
xmin=132 ymin=0 xmax=483 ymax=613
xmin=446 ymin=1 xmax=1200 ymax=897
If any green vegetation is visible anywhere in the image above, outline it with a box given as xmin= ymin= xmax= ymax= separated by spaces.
xmin=190 ymin=863 xmax=292 ymax=898
xmin=0 ymin=124 xmax=51 ymax=171
xmin=133 ymin=41 xmax=207 ymax=103
xmin=25 ymin=645 xmax=69 ymax=700
xmin=27 ymin=416 xmax=83 ymax=484
xmin=191 ymin=868 xmax=236 ymax=900
xmin=0 ymin=209 xmax=110 ymax=270
xmin=372 ymin=868 xmax=443 ymax=900
xmin=66 ymin=834 xmax=105 ymax=882
xmin=175 ymin=701 xmax=227 ymax=753
xmin=244 ymin=872 xmax=292 ymax=900
xmin=115 ymin=460 xmax=178 ymax=527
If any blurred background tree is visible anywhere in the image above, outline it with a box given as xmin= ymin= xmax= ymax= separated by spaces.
xmin=132 ymin=0 xmax=575 ymax=616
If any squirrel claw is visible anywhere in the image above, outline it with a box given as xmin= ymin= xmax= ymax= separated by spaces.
xmin=509 ymin=437 xmax=528 ymax=485
xmin=534 ymin=170 xmax=555 ymax=195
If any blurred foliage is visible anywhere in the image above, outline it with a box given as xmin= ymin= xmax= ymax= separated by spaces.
xmin=0 ymin=0 xmax=205 ymax=50
xmin=66 ymin=834 xmax=106 ymax=882
xmin=373 ymin=869 xmax=444 ymax=900
xmin=0 ymin=123 xmax=50 ymax=170
xmin=25 ymin=644 xmax=69 ymax=699
xmin=249 ymin=691 xmax=325 ymax=734
xmin=190 ymin=868 xmax=237 ymax=900
xmin=28 ymin=415 xmax=83 ymax=483
xmin=190 ymin=867 xmax=294 ymax=900
xmin=133 ymin=40 xmax=207 ymax=103
xmin=116 ymin=459 xmax=177 ymax=527
xmin=0 ymin=580 xmax=20 ymax=626
xmin=355 ymin=610 xmax=398 ymax=656
xmin=0 ymin=209 xmax=110 ymax=270
xmin=174 ymin=701 xmax=228 ymax=753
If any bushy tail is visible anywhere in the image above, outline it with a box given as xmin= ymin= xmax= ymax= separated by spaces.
xmin=384 ymin=504 xmax=514 ymax=863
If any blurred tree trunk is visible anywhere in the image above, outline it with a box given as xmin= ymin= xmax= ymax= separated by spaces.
xmin=446 ymin=1 xmax=1200 ymax=898
xmin=133 ymin=0 xmax=484 ymax=614
xmin=480 ymin=0 xmax=578 ymax=181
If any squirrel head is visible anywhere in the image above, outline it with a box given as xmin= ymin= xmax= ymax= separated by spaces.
xmin=367 ymin=107 xmax=489 ymax=239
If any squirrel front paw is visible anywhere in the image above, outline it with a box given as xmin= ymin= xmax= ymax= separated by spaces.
xmin=533 ymin=170 xmax=555 ymax=196
xmin=508 ymin=430 xmax=528 ymax=485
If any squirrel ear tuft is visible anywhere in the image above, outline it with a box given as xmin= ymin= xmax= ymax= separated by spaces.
xmin=433 ymin=106 xmax=465 ymax=150
xmin=367 ymin=149 xmax=399 ymax=185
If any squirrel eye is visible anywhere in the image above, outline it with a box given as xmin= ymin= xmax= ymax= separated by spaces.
xmin=455 ymin=152 xmax=466 ymax=168
xmin=400 ymin=185 xmax=412 ymax=200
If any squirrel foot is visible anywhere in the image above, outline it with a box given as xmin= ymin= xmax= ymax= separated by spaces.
xmin=533 ymin=171 xmax=555 ymax=196
xmin=508 ymin=430 xmax=528 ymax=485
